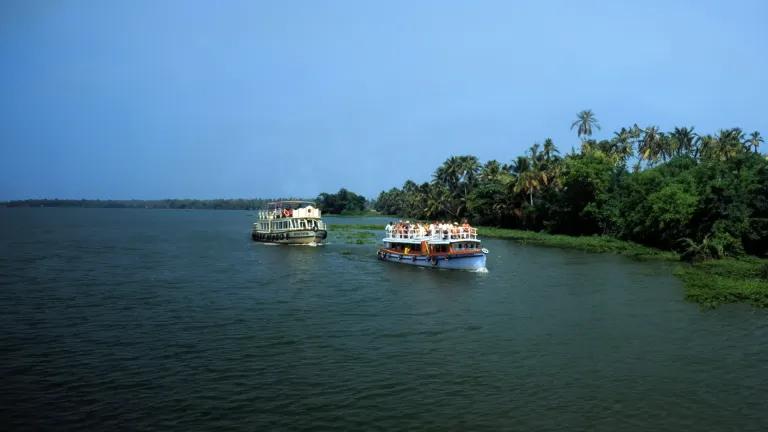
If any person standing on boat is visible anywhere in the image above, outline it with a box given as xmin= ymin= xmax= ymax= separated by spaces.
xmin=385 ymin=222 xmax=393 ymax=236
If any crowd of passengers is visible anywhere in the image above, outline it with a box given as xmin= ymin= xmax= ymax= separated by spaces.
xmin=271 ymin=206 xmax=315 ymax=218
xmin=385 ymin=219 xmax=474 ymax=239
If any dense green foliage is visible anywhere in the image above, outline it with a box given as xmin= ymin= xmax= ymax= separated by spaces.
xmin=316 ymin=188 xmax=368 ymax=214
xmin=0 ymin=198 xmax=289 ymax=210
xmin=375 ymin=114 xmax=768 ymax=259
xmin=676 ymin=257 xmax=768 ymax=308
xmin=477 ymin=226 xmax=677 ymax=260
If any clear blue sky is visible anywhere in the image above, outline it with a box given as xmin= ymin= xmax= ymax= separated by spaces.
xmin=1 ymin=0 xmax=766 ymax=200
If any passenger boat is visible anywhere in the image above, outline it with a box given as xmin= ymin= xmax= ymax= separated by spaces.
xmin=251 ymin=201 xmax=328 ymax=245
xmin=377 ymin=223 xmax=488 ymax=270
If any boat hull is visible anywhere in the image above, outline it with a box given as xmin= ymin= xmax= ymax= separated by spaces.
xmin=377 ymin=250 xmax=486 ymax=270
xmin=252 ymin=230 xmax=327 ymax=245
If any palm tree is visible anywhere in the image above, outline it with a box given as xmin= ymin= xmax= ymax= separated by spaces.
xmin=609 ymin=128 xmax=635 ymax=163
xmin=529 ymin=143 xmax=541 ymax=165
xmin=514 ymin=170 xmax=540 ymax=206
xmin=433 ymin=155 xmax=480 ymax=218
xmin=697 ymin=134 xmax=716 ymax=160
xmin=670 ymin=126 xmax=698 ymax=157
xmin=510 ymin=155 xmax=544 ymax=206
xmin=638 ymin=126 xmax=663 ymax=165
xmin=712 ymin=128 xmax=745 ymax=160
xmin=542 ymin=138 xmax=559 ymax=162
xmin=659 ymin=133 xmax=674 ymax=162
xmin=744 ymin=131 xmax=764 ymax=154
xmin=479 ymin=160 xmax=503 ymax=181
xmin=571 ymin=110 xmax=601 ymax=140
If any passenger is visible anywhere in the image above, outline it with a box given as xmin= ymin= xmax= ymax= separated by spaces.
xmin=441 ymin=222 xmax=449 ymax=240
xmin=385 ymin=221 xmax=393 ymax=236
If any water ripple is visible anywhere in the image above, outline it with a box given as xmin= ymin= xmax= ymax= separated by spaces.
xmin=2 ymin=209 xmax=768 ymax=431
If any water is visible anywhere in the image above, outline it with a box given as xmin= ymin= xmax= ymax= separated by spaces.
xmin=1 ymin=208 xmax=767 ymax=431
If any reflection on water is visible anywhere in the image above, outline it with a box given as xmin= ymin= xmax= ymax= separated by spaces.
xmin=1 ymin=209 xmax=767 ymax=431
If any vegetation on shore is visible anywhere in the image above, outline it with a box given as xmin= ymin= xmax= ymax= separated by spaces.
xmin=337 ymin=221 xmax=768 ymax=307
xmin=315 ymin=188 xmax=373 ymax=215
xmin=375 ymin=120 xmax=767 ymax=259
xmin=676 ymin=258 xmax=768 ymax=308
xmin=371 ymin=110 xmax=768 ymax=307
xmin=477 ymin=226 xmax=677 ymax=260
xmin=479 ymin=226 xmax=767 ymax=307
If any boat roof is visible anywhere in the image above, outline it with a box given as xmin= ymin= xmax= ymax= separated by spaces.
xmin=266 ymin=200 xmax=316 ymax=207
xmin=382 ymin=237 xmax=480 ymax=245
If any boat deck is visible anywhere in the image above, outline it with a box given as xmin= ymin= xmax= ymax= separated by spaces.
xmin=384 ymin=227 xmax=479 ymax=244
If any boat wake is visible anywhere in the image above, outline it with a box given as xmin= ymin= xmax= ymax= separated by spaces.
xmin=290 ymin=242 xmax=321 ymax=247
xmin=472 ymin=267 xmax=489 ymax=273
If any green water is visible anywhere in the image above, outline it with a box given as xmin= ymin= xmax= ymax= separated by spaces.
xmin=1 ymin=208 xmax=767 ymax=431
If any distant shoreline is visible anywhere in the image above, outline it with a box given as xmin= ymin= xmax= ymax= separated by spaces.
xmin=0 ymin=198 xmax=299 ymax=211
xmin=0 ymin=199 xmax=386 ymax=217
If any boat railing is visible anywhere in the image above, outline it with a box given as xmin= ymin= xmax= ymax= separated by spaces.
xmin=258 ymin=208 xmax=322 ymax=220
xmin=386 ymin=227 xmax=478 ymax=241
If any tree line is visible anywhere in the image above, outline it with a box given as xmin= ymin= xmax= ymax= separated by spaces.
xmin=375 ymin=110 xmax=768 ymax=260
xmin=1 ymin=198 xmax=300 ymax=210
xmin=316 ymin=188 xmax=368 ymax=214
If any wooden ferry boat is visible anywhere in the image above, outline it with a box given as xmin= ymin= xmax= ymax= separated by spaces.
xmin=251 ymin=201 xmax=327 ymax=245
xmin=377 ymin=224 xmax=488 ymax=270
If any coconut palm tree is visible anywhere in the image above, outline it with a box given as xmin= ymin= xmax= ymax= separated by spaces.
xmin=744 ymin=131 xmax=764 ymax=154
xmin=571 ymin=110 xmax=601 ymax=140
xmin=529 ymin=143 xmax=541 ymax=165
xmin=479 ymin=160 xmax=503 ymax=181
xmin=542 ymin=138 xmax=559 ymax=162
xmin=610 ymin=128 xmax=635 ymax=163
xmin=638 ymin=126 xmax=662 ymax=165
xmin=670 ymin=126 xmax=698 ymax=157
xmin=712 ymin=128 xmax=745 ymax=160
xmin=510 ymin=155 xmax=543 ymax=206
xmin=514 ymin=169 xmax=540 ymax=206
xmin=659 ymin=133 xmax=675 ymax=162
xmin=433 ymin=155 xmax=480 ymax=218
xmin=697 ymin=134 xmax=716 ymax=160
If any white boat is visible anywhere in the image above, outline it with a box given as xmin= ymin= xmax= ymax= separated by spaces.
xmin=377 ymin=224 xmax=488 ymax=270
xmin=251 ymin=201 xmax=328 ymax=245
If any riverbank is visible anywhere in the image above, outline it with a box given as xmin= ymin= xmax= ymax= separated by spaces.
xmin=477 ymin=227 xmax=678 ymax=260
xmin=477 ymin=226 xmax=768 ymax=308
xmin=675 ymin=258 xmax=768 ymax=308
xmin=332 ymin=222 xmax=768 ymax=308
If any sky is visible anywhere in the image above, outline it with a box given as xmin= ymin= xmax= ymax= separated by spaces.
xmin=1 ymin=0 xmax=767 ymax=200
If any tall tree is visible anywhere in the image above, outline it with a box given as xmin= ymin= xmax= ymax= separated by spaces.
xmin=511 ymin=155 xmax=540 ymax=206
xmin=611 ymin=128 xmax=634 ymax=163
xmin=670 ymin=126 xmax=698 ymax=157
xmin=744 ymin=131 xmax=764 ymax=154
xmin=433 ymin=155 xmax=480 ymax=219
xmin=542 ymin=138 xmax=559 ymax=162
xmin=571 ymin=110 xmax=601 ymax=140
xmin=638 ymin=126 xmax=663 ymax=165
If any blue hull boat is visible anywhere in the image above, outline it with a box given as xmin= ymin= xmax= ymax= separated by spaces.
xmin=377 ymin=250 xmax=486 ymax=270
xmin=378 ymin=224 xmax=488 ymax=271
